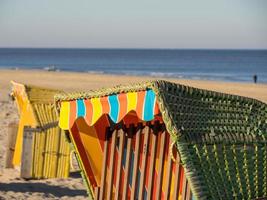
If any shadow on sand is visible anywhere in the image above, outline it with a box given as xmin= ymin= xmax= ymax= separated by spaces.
xmin=0 ymin=182 xmax=87 ymax=197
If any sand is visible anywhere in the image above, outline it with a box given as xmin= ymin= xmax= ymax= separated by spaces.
xmin=0 ymin=69 xmax=266 ymax=199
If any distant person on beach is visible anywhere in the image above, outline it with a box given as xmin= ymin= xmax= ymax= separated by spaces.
xmin=253 ymin=74 xmax=257 ymax=83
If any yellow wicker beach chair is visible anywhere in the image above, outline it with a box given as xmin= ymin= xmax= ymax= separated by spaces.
xmin=56 ymin=80 xmax=267 ymax=200
xmin=11 ymin=81 xmax=71 ymax=179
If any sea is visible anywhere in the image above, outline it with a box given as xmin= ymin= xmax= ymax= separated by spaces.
xmin=0 ymin=48 xmax=267 ymax=83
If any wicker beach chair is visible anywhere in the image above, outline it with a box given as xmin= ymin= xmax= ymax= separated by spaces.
xmin=55 ymin=80 xmax=267 ymax=200
xmin=10 ymin=81 xmax=71 ymax=179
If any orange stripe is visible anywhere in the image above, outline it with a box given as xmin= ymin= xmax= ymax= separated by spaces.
xmin=84 ymin=99 xmax=93 ymax=125
xmin=100 ymin=96 xmax=110 ymax=114
xmin=136 ymin=91 xmax=146 ymax=120
xmin=118 ymin=93 xmax=127 ymax=122
xmin=69 ymin=100 xmax=77 ymax=128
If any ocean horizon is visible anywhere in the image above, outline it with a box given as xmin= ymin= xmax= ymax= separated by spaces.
xmin=1 ymin=48 xmax=267 ymax=83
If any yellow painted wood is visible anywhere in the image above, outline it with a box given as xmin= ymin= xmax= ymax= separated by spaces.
xmin=11 ymin=81 xmax=70 ymax=179
xmin=59 ymin=102 xmax=70 ymax=130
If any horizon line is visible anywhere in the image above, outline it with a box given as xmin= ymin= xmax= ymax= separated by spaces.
xmin=0 ymin=47 xmax=267 ymax=50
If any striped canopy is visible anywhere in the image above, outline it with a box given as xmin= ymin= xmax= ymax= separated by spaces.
xmin=59 ymin=89 xmax=160 ymax=130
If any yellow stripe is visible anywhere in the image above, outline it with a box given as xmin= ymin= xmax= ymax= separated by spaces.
xmin=59 ymin=101 xmax=70 ymax=130
xmin=91 ymin=98 xmax=102 ymax=125
xmin=127 ymin=92 xmax=137 ymax=112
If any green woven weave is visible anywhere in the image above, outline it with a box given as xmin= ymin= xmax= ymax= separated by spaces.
xmin=55 ymin=80 xmax=267 ymax=200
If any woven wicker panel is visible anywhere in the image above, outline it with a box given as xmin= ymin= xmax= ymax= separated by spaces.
xmin=156 ymin=80 xmax=267 ymax=200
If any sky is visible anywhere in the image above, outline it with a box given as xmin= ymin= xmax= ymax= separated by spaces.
xmin=0 ymin=0 xmax=267 ymax=49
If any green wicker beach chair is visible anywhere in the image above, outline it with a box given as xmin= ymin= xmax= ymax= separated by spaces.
xmin=55 ymin=80 xmax=267 ymax=200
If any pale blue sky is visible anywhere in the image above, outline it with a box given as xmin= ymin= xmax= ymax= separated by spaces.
xmin=0 ymin=0 xmax=266 ymax=49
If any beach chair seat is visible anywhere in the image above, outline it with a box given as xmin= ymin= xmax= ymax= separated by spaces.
xmin=10 ymin=81 xmax=71 ymax=179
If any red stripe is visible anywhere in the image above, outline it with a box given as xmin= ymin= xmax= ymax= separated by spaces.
xmin=94 ymin=115 xmax=110 ymax=151
xmin=179 ymin=167 xmax=184 ymax=194
xmin=127 ymin=184 xmax=131 ymax=199
xmin=123 ymin=113 xmax=139 ymax=126
xmin=152 ymin=171 xmax=158 ymax=200
xmin=154 ymin=100 xmax=160 ymax=115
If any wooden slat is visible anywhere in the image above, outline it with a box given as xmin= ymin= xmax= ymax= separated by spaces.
xmin=138 ymin=126 xmax=150 ymax=200
xmin=39 ymin=128 xmax=45 ymax=177
xmin=173 ymin=153 xmax=181 ymax=200
xmin=147 ymin=127 xmax=158 ymax=199
xmin=186 ymin=182 xmax=192 ymax=200
xmin=164 ymin=145 xmax=173 ymax=200
xmin=122 ymin=125 xmax=133 ymax=200
xmin=40 ymin=105 xmax=49 ymax=177
xmin=54 ymin=128 xmax=62 ymax=177
xmin=115 ymin=129 xmax=126 ymax=200
xmin=155 ymin=130 xmax=166 ymax=200
xmin=130 ymin=125 xmax=142 ymax=200
xmin=5 ymin=122 xmax=18 ymax=168
xmin=56 ymin=131 xmax=62 ymax=177
xmin=99 ymin=130 xmax=109 ymax=200
xmin=107 ymin=129 xmax=118 ymax=200
xmin=20 ymin=127 xmax=34 ymax=179
xmin=181 ymin=175 xmax=188 ymax=200
xmin=95 ymin=187 xmax=100 ymax=200
xmin=39 ymin=107 xmax=48 ymax=178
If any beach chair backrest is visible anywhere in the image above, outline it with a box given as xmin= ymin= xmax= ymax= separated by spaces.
xmin=94 ymin=122 xmax=192 ymax=200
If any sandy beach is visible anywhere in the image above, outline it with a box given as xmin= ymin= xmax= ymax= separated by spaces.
xmin=0 ymin=69 xmax=267 ymax=200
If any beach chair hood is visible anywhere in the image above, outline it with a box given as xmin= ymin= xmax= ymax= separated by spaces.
xmin=56 ymin=80 xmax=267 ymax=200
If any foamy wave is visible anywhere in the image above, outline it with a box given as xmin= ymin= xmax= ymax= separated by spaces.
xmin=87 ymin=70 xmax=105 ymax=74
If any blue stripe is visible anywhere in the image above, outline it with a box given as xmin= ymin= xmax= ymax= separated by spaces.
xmin=108 ymin=95 xmax=119 ymax=122
xmin=77 ymin=99 xmax=85 ymax=117
xmin=143 ymin=90 xmax=156 ymax=121
xmin=129 ymin=149 xmax=134 ymax=187
xmin=144 ymin=188 xmax=148 ymax=200
xmin=135 ymin=169 xmax=141 ymax=197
